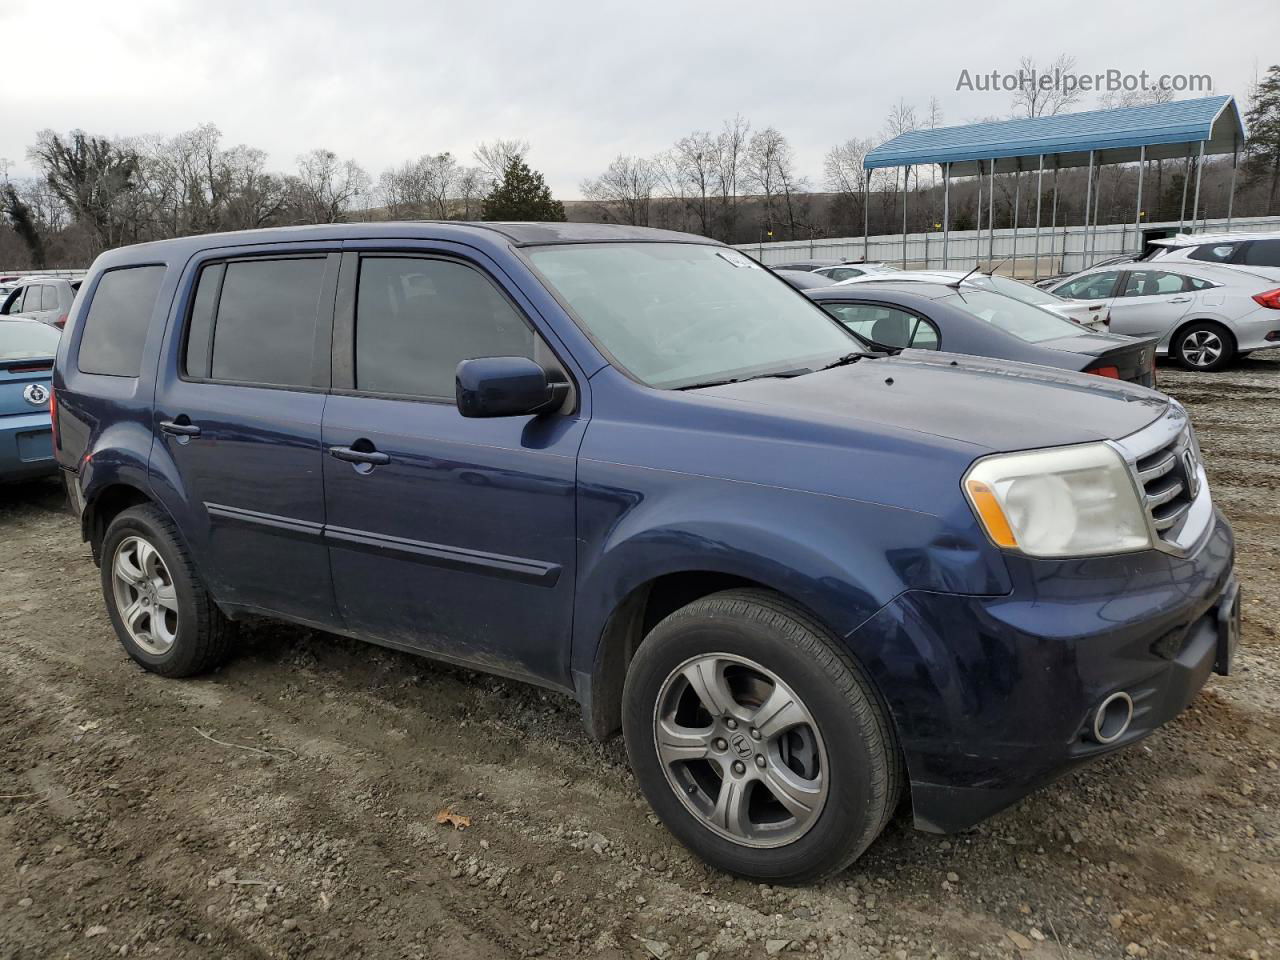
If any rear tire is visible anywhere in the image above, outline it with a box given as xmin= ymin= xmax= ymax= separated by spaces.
xmin=100 ymin=504 xmax=236 ymax=677
xmin=1173 ymin=321 xmax=1235 ymax=372
xmin=622 ymin=589 xmax=901 ymax=883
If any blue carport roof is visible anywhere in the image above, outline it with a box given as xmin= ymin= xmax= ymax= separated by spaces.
xmin=864 ymin=95 xmax=1245 ymax=176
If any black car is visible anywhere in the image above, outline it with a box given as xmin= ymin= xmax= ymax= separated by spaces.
xmin=774 ymin=269 xmax=837 ymax=291
xmin=806 ymin=282 xmax=1158 ymax=387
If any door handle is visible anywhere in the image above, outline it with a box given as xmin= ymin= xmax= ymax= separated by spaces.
xmin=328 ymin=445 xmax=390 ymax=466
xmin=1169 ymin=296 xmax=1191 ymax=303
xmin=159 ymin=419 xmax=201 ymax=437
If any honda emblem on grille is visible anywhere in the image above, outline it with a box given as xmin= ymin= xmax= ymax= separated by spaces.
xmin=1181 ymin=447 xmax=1201 ymax=499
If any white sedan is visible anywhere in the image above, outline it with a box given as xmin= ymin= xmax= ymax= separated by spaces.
xmin=835 ymin=270 xmax=1108 ymax=332
xmin=1048 ymin=261 xmax=1280 ymax=371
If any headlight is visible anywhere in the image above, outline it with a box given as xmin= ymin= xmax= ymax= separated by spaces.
xmin=964 ymin=443 xmax=1151 ymax=558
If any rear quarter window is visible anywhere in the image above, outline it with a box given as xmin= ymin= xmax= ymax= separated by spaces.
xmin=1242 ymin=240 xmax=1280 ymax=268
xmin=77 ymin=265 xmax=167 ymax=377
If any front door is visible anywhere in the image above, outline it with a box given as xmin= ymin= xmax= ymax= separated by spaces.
xmin=1108 ymin=270 xmax=1195 ymax=339
xmin=321 ymin=248 xmax=585 ymax=687
xmin=152 ymin=248 xmax=341 ymax=626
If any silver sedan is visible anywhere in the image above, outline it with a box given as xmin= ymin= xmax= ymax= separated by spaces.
xmin=1048 ymin=262 xmax=1280 ymax=371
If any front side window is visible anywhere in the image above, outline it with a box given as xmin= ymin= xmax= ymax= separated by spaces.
xmin=1120 ymin=271 xmax=1187 ymax=297
xmin=528 ymin=243 xmax=858 ymax=389
xmin=1054 ymin=271 xmax=1119 ymax=300
xmin=1188 ymin=242 xmax=1240 ymax=263
xmin=823 ymin=303 xmax=938 ymax=350
xmin=354 ymin=257 xmax=536 ymax=398
xmin=78 ymin=265 xmax=166 ymax=377
xmin=1242 ymin=240 xmax=1280 ymax=268
xmin=207 ymin=258 xmax=327 ymax=386
xmin=941 ymin=290 xmax=1084 ymax=344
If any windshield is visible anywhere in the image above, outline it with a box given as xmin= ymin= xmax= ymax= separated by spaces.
xmin=527 ymin=243 xmax=862 ymax=388
xmin=967 ymin=274 xmax=1065 ymax=307
xmin=0 ymin=319 xmax=60 ymax=360
xmin=941 ymin=290 xmax=1086 ymax=343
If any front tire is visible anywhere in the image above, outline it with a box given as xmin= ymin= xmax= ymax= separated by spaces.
xmin=622 ymin=589 xmax=901 ymax=883
xmin=1173 ymin=321 xmax=1235 ymax=371
xmin=101 ymin=504 xmax=236 ymax=677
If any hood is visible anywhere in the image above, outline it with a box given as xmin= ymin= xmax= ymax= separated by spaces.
xmin=696 ymin=350 xmax=1168 ymax=452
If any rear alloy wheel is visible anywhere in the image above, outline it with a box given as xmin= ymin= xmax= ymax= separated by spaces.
xmin=1174 ymin=322 xmax=1235 ymax=372
xmin=101 ymin=504 xmax=236 ymax=677
xmin=623 ymin=589 xmax=901 ymax=883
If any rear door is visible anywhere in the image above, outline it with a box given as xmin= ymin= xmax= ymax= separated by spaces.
xmin=152 ymin=246 xmax=341 ymax=627
xmin=320 ymin=243 xmax=585 ymax=687
xmin=1107 ymin=270 xmax=1195 ymax=339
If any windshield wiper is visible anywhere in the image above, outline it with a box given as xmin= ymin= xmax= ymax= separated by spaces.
xmin=674 ymin=368 xmax=811 ymax=390
xmin=816 ymin=351 xmax=872 ymax=371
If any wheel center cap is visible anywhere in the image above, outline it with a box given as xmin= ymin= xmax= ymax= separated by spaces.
xmin=730 ymin=733 xmax=752 ymax=759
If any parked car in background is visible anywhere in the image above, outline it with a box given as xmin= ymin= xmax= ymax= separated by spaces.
xmin=55 ymin=222 xmax=1236 ymax=883
xmin=1049 ymin=262 xmax=1280 ymax=370
xmin=837 ymin=270 xmax=1109 ymax=332
xmin=810 ymin=262 xmax=898 ymax=283
xmin=0 ymin=277 xmax=81 ymax=329
xmin=1034 ymin=255 xmax=1137 ymax=289
xmin=1141 ymin=233 xmax=1280 ymax=282
xmin=768 ymin=259 xmax=843 ymax=272
xmin=774 ymin=268 xmax=837 ymax=290
xmin=806 ymin=283 xmax=1157 ymax=386
xmin=1 ymin=317 xmax=60 ymax=483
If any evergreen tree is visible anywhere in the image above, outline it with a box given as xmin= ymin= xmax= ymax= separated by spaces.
xmin=1245 ymin=65 xmax=1280 ymax=214
xmin=480 ymin=158 xmax=566 ymax=221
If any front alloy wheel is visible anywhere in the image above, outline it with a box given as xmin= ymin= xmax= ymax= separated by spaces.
xmin=623 ymin=589 xmax=901 ymax=883
xmin=655 ymin=653 xmax=828 ymax=847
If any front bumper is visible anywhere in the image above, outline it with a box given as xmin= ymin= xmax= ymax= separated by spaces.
xmin=848 ymin=510 xmax=1236 ymax=833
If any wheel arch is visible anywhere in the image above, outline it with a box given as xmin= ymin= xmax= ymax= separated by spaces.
xmin=1170 ymin=316 xmax=1237 ymax=359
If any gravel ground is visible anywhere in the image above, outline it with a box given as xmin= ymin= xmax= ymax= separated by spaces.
xmin=1 ymin=358 xmax=1277 ymax=960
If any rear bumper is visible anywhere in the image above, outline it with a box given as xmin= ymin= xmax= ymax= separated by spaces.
xmin=848 ymin=510 xmax=1236 ymax=833
xmin=0 ymin=413 xmax=56 ymax=482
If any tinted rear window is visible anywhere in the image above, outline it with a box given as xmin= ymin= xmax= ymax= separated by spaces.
xmin=1188 ymin=242 xmax=1240 ymax=263
xmin=77 ymin=266 xmax=166 ymax=377
xmin=208 ymin=258 xmax=326 ymax=386
xmin=1242 ymin=240 xmax=1280 ymax=268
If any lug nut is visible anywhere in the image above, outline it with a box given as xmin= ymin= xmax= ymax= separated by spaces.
xmin=713 ymin=738 xmax=727 ymax=751
xmin=725 ymin=718 xmax=738 ymax=730
xmin=732 ymin=761 xmax=746 ymax=775
xmin=749 ymin=727 xmax=761 ymax=740
xmin=755 ymin=755 xmax=766 ymax=769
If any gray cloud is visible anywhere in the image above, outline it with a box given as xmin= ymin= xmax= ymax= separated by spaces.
xmin=2 ymin=0 xmax=1275 ymax=198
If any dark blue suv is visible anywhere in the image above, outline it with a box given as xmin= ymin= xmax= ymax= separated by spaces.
xmin=52 ymin=222 xmax=1240 ymax=883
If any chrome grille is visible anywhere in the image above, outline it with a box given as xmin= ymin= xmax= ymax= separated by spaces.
xmin=1133 ymin=430 xmax=1196 ymax=540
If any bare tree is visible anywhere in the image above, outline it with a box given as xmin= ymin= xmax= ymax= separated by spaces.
xmin=824 ymin=136 xmax=875 ymax=234
xmin=29 ymin=129 xmax=141 ymax=251
xmin=1010 ymin=54 xmax=1081 ymax=118
xmin=290 ymin=149 xmax=370 ymax=223
xmin=581 ymin=154 xmax=659 ymax=225
xmin=745 ymin=127 xmax=804 ymax=239
xmin=712 ymin=114 xmax=750 ymax=240
xmin=474 ymin=139 xmax=530 ymax=185
xmin=671 ymin=131 xmax=718 ymax=237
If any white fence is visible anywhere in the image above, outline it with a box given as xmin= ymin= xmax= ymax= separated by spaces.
xmin=737 ymin=214 xmax=1280 ymax=279
xmin=0 ymin=268 xmax=86 ymax=280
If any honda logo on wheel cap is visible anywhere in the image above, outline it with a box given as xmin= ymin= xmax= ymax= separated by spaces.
xmin=23 ymin=383 xmax=49 ymax=406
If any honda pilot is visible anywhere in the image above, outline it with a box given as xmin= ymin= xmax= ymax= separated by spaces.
xmin=53 ymin=222 xmax=1239 ymax=883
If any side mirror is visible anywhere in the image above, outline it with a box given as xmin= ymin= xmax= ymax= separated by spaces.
xmin=456 ymin=356 xmax=569 ymax=418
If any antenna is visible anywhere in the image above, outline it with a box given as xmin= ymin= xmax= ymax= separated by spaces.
xmin=950 ymin=264 xmax=982 ymax=289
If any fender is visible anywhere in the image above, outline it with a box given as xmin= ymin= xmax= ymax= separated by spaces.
xmin=74 ymin=420 xmax=156 ymax=549
xmin=570 ymin=457 xmax=1011 ymax=687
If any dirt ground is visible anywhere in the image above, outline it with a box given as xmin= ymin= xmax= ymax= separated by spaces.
xmin=2 ymin=360 xmax=1278 ymax=960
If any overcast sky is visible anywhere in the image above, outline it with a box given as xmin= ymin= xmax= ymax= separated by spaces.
xmin=2 ymin=0 xmax=1277 ymax=199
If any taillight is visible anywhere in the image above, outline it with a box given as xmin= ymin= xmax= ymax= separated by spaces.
xmin=56 ymin=313 xmax=68 ymax=328
xmin=49 ymin=385 xmax=58 ymax=449
xmin=1252 ymin=288 xmax=1280 ymax=310
xmin=1089 ymin=365 xmax=1121 ymax=379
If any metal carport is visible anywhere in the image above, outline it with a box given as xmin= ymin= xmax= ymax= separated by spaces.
xmin=862 ymin=95 xmax=1248 ymax=277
